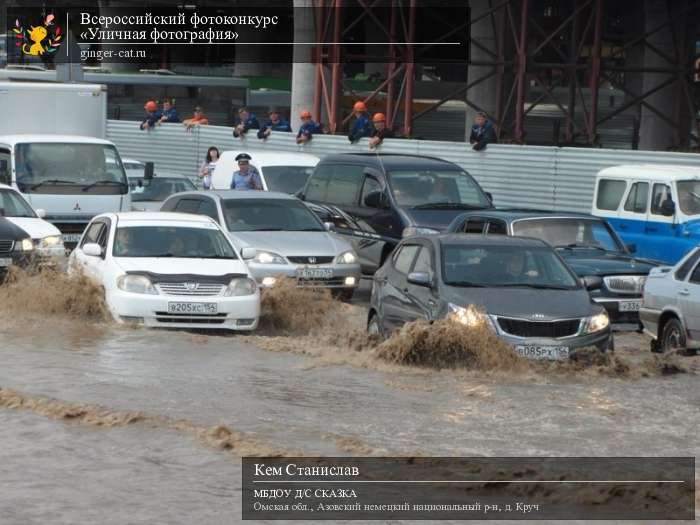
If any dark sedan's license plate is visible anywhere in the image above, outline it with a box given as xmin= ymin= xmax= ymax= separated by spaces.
xmin=167 ymin=302 xmax=218 ymax=314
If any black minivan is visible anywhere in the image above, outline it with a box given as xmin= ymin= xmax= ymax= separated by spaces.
xmin=299 ymin=153 xmax=493 ymax=274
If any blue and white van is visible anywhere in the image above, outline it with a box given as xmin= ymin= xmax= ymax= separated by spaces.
xmin=592 ymin=165 xmax=700 ymax=264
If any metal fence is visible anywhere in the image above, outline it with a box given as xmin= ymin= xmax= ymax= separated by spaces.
xmin=107 ymin=120 xmax=700 ymax=213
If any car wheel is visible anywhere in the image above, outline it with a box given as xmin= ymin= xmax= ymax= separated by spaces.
xmin=367 ymin=313 xmax=384 ymax=338
xmin=660 ymin=317 xmax=686 ymax=354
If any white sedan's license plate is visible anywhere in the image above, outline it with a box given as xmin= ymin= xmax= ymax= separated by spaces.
xmin=619 ymin=300 xmax=642 ymax=312
xmin=297 ymin=267 xmax=333 ymax=279
xmin=0 ymin=258 xmax=12 ymax=267
xmin=516 ymin=345 xmax=570 ymax=360
xmin=167 ymin=302 xmax=218 ymax=314
xmin=61 ymin=233 xmax=82 ymax=244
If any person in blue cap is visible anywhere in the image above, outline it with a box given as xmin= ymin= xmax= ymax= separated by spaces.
xmin=230 ymin=153 xmax=263 ymax=190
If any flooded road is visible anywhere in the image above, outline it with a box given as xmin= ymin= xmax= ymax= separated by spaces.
xmin=0 ymin=280 xmax=698 ymax=523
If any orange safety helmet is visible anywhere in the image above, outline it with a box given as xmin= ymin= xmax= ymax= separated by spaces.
xmin=372 ymin=113 xmax=386 ymax=123
xmin=144 ymin=100 xmax=158 ymax=112
xmin=299 ymin=110 xmax=312 ymax=119
xmin=353 ymin=101 xmax=367 ymax=112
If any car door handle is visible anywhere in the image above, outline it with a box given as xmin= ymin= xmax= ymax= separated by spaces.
xmin=679 ymin=289 xmax=690 ymax=296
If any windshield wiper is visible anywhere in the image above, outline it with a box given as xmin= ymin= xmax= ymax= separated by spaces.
xmin=490 ymin=283 xmax=572 ymax=290
xmin=29 ymin=179 xmax=78 ymax=190
xmin=556 ymin=243 xmax=607 ymax=252
xmin=444 ymin=281 xmax=487 ymax=287
xmin=287 ymin=228 xmax=324 ymax=232
xmin=413 ymin=202 xmax=482 ymax=210
xmin=248 ymin=228 xmax=283 ymax=231
xmin=82 ymin=180 xmax=128 ymax=192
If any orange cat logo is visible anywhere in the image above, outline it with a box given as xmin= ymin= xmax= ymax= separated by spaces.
xmin=13 ymin=14 xmax=62 ymax=56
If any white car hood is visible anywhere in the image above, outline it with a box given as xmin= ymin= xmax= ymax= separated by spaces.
xmin=23 ymin=193 xmax=128 ymax=217
xmin=230 ymin=231 xmax=352 ymax=256
xmin=4 ymin=217 xmax=61 ymax=239
xmin=113 ymin=257 xmax=251 ymax=277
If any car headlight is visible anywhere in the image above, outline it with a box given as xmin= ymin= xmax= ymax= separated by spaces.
xmin=116 ymin=274 xmax=157 ymax=295
xmin=16 ymin=238 xmax=34 ymax=252
xmin=582 ymin=311 xmax=610 ymax=334
xmin=254 ymin=251 xmax=287 ymax=265
xmin=35 ymin=235 xmax=64 ymax=253
xmin=402 ymin=227 xmax=440 ymax=238
xmin=335 ymin=250 xmax=357 ymax=264
xmin=447 ymin=303 xmax=495 ymax=330
xmin=224 ymin=277 xmax=257 ymax=296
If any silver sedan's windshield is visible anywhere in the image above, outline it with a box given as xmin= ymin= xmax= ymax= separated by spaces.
xmin=112 ymin=226 xmax=237 ymax=259
xmin=512 ymin=218 xmax=624 ymax=252
xmin=222 ymin=198 xmax=324 ymax=232
xmin=389 ymin=169 xmax=491 ymax=209
xmin=442 ymin=244 xmax=579 ymax=289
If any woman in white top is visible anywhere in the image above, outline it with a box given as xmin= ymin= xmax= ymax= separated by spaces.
xmin=199 ymin=146 xmax=220 ymax=190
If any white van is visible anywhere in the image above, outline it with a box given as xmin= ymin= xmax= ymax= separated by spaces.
xmin=210 ymin=150 xmax=319 ymax=194
xmin=0 ymin=135 xmax=131 ymax=249
xmin=592 ymin=164 xmax=700 ymax=264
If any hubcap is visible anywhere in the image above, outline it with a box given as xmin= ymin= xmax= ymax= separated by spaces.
xmin=664 ymin=326 xmax=682 ymax=351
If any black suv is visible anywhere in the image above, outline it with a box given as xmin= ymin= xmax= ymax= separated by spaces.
xmin=299 ymin=153 xmax=493 ymax=274
xmin=446 ymin=209 xmax=661 ymax=331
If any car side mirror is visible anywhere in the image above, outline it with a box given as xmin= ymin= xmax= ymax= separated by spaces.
xmin=323 ymin=221 xmax=335 ymax=232
xmin=407 ymin=271 xmax=432 ymax=287
xmin=581 ymin=275 xmax=602 ymax=291
xmin=660 ymin=199 xmax=675 ymax=217
xmin=144 ymin=161 xmax=154 ymax=180
xmin=364 ymin=190 xmax=388 ymax=209
xmin=35 ymin=208 xmax=46 ymax=218
xmin=626 ymin=243 xmax=637 ymax=254
xmin=82 ymin=243 xmax=102 ymax=257
xmin=294 ymin=189 xmax=306 ymax=200
xmin=0 ymin=159 xmax=9 ymax=185
xmin=241 ymin=247 xmax=257 ymax=260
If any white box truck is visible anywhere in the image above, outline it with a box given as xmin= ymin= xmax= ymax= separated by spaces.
xmin=0 ymin=82 xmax=130 ymax=249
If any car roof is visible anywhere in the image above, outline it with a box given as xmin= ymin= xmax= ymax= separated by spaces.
xmin=419 ymin=233 xmax=548 ymax=247
xmin=219 ymin=150 xmax=319 ymax=166
xmin=597 ymin=164 xmax=700 ymax=181
xmin=100 ymin=211 xmax=218 ymax=225
xmin=317 ymin=153 xmax=463 ymax=171
xmin=453 ymin=208 xmax=603 ymax=222
xmin=0 ymin=134 xmax=115 ymax=146
xmin=172 ymin=190 xmax=299 ymax=201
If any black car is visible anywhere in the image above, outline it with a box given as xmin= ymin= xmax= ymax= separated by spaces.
xmin=0 ymin=217 xmax=36 ymax=280
xmin=445 ymin=209 xmax=660 ymax=330
xmin=299 ymin=153 xmax=493 ymax=274
xmin=368 ymin=234 xmax=613 ymax=359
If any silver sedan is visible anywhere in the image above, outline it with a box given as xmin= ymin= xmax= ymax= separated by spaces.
xmin=640 ymin=247 xmax=700 ymax=354
xmin=161 ymin=190 xmax=361 ymax=300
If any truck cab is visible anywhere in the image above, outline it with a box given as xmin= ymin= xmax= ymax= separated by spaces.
xmin=592 ymin=165 xmax=700 ymax=265
xmin=0 ymin=135 xmax=131 ymax=249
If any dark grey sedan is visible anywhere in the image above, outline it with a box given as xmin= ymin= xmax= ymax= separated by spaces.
xmin=368 ymin=234 xmax=613 ymax=360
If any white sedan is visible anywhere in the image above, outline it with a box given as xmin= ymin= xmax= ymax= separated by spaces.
xmin=69 ymin=212 xmax=260 ymax=331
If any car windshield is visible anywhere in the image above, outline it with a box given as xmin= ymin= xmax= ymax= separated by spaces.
xmin=112 ymin=226 xmax=237 ymax=259
xmin=129 ymin=177 xmax=196 ymax=202
xmin=441 ymin=243 xmax=579 ymax=289
xmin=677 ymin=180 xmax=700 ymax=216
xmin=15 ymin=143 xmax=128 ymax=194
xmin=0 ymin=189 xmax=36 ymax=218
xmin=512 ymin=217 xmax=624 ymax=252
xmin=388 ymin=169 xmax=491 ymax=209
xmin=222 ymin=198 xmax=324 ymax=232
xmin=262 ymin=166 xmax=315 ymax=194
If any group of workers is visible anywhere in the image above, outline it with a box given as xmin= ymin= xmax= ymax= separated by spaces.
xmin=142 ymin=97 xmax=496 ymax=151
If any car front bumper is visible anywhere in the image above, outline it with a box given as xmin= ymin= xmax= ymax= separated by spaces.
xmin=106 ymin=289 xmax=261 ymax=331
xmin=247 ymin=262 xmax=361 ymax=289
xmin=593 ymin=296 xmax=643 ymax=331
xmin=495 ymin=329 xmax=612 ymax=353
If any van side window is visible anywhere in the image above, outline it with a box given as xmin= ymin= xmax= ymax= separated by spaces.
xmin=487 ymin=220 xmax=507 ymax=235
xmin=464 ymin=217 xmax=486 ymax=234
xmin=0 ymin=149 xmax=11 ymax=186
xmin=596 ymin=179 xmax=627 ymax=211
xmin=623 ymin=182 xmax=649 ymax=214
xmin=675 ymin=249 xmax=700 ymax=281
xmin=325 ymin=165 xmax=363 ymax=206
xmin=650 ymin=183 xmax=672 ymax=216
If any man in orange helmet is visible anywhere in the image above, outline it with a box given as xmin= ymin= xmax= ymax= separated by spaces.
xmin=296 ymin=110 xmax=323 ymax=144
xmin=368 ymin=113 xmax=394 ymax=149
xmin=140 ymin=100 xmax=162 ymax=130
xmin=348 ymin=101 xmax=372 ymax=143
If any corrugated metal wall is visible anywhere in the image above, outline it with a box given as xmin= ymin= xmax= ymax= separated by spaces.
xmin=107 ymin=120 xmax=700 ymax=213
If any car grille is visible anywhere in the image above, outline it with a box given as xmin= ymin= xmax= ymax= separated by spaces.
xmin=52 ymin=222 xmax=88 ymax=234
xmin=287 ymin=256 xmax=335 ymax=265
xmin=297 ymin=277 xmax=346 ymax=287
xmin=156 ymin=282 xmax=225 ymax=296
xmin=497 ymin=317 xmax=582 ymax=338
xmin=0 ymin=240 xmax=14 ymax=254
xmin=603 ymin=275 xmax=646 ymax=295
xmin=154 ymin=312 xmax=228 ymax=324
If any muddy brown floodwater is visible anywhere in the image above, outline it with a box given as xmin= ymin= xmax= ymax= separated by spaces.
xmin=0 ymin=275 xmax=698 ymax=524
